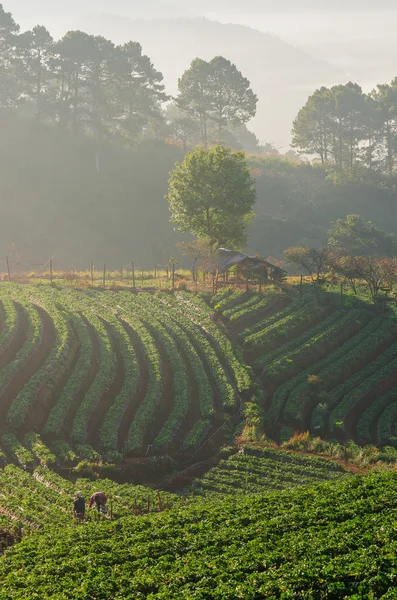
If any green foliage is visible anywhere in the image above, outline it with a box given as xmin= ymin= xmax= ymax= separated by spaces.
xmin=4 ymin=471 xmax=397 ymax=597
xmin=167 ymin=145 xmax=256 ymax=249
xmin=177 ymin=56 xmax=257 ymax=146
xmin=328 ymin=214 xmax=397 ymax=256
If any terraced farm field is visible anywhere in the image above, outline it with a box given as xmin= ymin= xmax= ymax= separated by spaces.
xmin=0 ymin=282 xmax=396 ymax=469
xmin=213 ymin=287 xmax=397 ymax=447
xmin=0 ymin=284 xmax=251 ymax=462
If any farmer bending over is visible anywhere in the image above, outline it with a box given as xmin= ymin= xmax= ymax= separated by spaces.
xmin=89 ymin=492 xmax=108 ymax=514
xmin=73 ymin=492 xmax=85 ymax=521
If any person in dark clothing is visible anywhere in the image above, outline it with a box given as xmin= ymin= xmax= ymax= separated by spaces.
xmin=73 ymin=492 xmax=85 ymax=521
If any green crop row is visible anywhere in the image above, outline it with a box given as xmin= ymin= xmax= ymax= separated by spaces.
xmin=151 ymin=294 xmax=235 ymax=408
xmin=329 ymin=352 xmax=397 ymax=433
xmin=357 ymin=389 xmax=397 ymax=444
xmin=210 ymin=287 xmax=234 ymax=307
xmin=244 ymin=301 xmax=328 ymax=351
xmin=256 ymin=309 xmax=345 ymax=371
xmin=109 ymin=295 xmax=163 ymax=453
xmin=0 ymin=434 xmax=35 ymax=467
xmin=175 ymin=292 xmax=252 ymax=392
xmin=268 ymin=313 xmax=380 ymax=424
xmin=223 ymin=293 xmax=262 ymax=316
xmin=151 ymin=293 xmax=235 ymax=407
xmin=226 ymin=291 xmax=280 ymax=323
xmin=377 ymin=398 xmax=397 ymax=445
xmin=0 ymin=297 xmax=42 ymax=399
xmin=213 ymin=290 xmax=244 ymax=311
xmin=261 ymin=309 xmax=363 ymax=379
xmin=7 ymin=286 xmax=73 ymax=428
xmin=87 ymin=291 xmax=139 ymax=455
xmin=24 ymin=433 xmax=56 ymax=467
xmin=239 ymin=296 xmax=305 ymax=339
xmin=127 ymin=294 xmax=190 ymax=451
xmin=0 ymin=292 xmax=19 ymax=354
xmin=134 ymin=294 xmax=214 ymax=450
xmin=70 ymin=294 xmax=116 ymax=444
xmin=43 ymin=307 xmax=92 ymax=436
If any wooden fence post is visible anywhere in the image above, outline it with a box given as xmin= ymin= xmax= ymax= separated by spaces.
xmin=141 ymin=268 xmax=144 ymax=288
xmin=50 ymin=259 xmax=53 ymax=286
xmin=103 ymin=264 xmax=106 ymax=287
xmin=5 ymin=256 xmax=11 ymax=281
xmin=90 ymin=261 xmax=94 ymax=286
xmin=300 ymin=274 xmax=303 ymax=297
xmin=120 ymin=265 xmax=123 ymax=280
xmin=132 ymin=261 xmax=135 ymax=289
xmin=154 ymin=264 xmax=157 ymax=279
xmin=172 ymin=263 xmax=175 ymax=290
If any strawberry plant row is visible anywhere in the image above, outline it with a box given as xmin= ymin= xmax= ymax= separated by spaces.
xmin=0 ymin=292 xmax=19 ymax=355
xmin=244 ymin=301 xmax=328 ymax=352
xmin=239 ymin=296 xmax=307 ymax=339
xmin=268 ymin=315 xmax=381 ymax=425
xmin=260 ymin=308 xmax=363 ymax=380
xmin=7 ymin=287 xmax=73 ymax=428
xmin=329 ymin=352 xmax=397 ymax=433
xmin=107 ymin=294 xmax=163 ymax=453
xmin=153 ymin=293 xmax=235 ymax=407
xmin=174 ymin=292 xmax=252 ymax=392
xmin=87 ymin=291 xmax=139 ymax=456
xmin=126 ymin=294 xmax=190 ymax=451
xmin=134 ymin=294 xmax=214 ymax=449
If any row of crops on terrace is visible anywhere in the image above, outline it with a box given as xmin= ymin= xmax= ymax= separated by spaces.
xmin=0 ymin=284 xmax=250 ymax=460
xmin=213 ymin=287 xmax=397 ymax=446
xmin=189 ymin=445 xmax=347 ymax=496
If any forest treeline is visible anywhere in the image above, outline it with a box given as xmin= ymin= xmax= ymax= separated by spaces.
xmin=0 ymin=5 xmax=262 ymax=154
xmin=1 ymin=3 xmax=397 ymax=267
xmin=293 ymin=82 xmax=397 ymax=176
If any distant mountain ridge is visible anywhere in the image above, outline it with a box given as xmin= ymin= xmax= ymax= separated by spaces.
xmin=71 ymin=16 xmax=344 ymax=146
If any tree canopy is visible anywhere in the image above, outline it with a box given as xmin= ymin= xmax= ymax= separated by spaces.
xmin=166 ymin=145 xmax=256 ymax=249
xmin=328 ymin=215 xmax=397 ymax=257
xmin=177 ymin=56 xmax=257 ymax=148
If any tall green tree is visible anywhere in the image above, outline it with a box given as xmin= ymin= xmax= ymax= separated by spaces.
xmin=167 ymin=145 xmax=256 ymax=249
xmin=177 ymin=56 xmax=257 ymax=148
xmin=206 ymin=56 xmax=257 ymax=141
xmin=371 ymin=83 xmax=397 ymax=176
xmin=177 ymin=58 xmax=211 ymax=148
xmin=293 ymin=83 xmax=371 ymax=170
xmin=292 ymin=87 xmax=333 ymax=164
xmin=17 ymin=25 xmax=54 ymax=119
